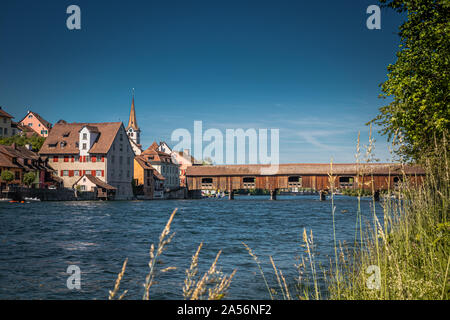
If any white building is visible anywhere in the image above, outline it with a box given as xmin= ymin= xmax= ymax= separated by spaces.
xmin=39 ymin=121 xmax=135 ymax=200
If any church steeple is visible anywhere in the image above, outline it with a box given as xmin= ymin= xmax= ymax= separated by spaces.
xmin=126 ymin=89 xmax=139 ymax=131
xmin=126 ymin=89 xmax=140 ymax=146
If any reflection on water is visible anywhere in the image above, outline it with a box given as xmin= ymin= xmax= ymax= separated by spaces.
xmin=0 ymin=195 xmax=381 ymax=299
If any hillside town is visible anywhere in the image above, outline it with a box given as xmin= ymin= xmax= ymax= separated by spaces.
xmin=0 ymin=94 xmax=197 ymax=201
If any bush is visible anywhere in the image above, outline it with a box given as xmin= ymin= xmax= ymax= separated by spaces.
xmin=1 ymin=170 xmax=14 ymax=184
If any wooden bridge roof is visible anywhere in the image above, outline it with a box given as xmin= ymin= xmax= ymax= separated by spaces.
xmin=186 ymin=163 xmax=425 ymax=176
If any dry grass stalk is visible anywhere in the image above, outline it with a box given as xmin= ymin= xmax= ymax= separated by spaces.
xmin=108 ymin=258 xmax=128 ymax=300
xmin=184 ymin=248 xmax=237 ymax=300
xmin=183 ymin=242 xmax=203 ymax=299
xmin=143 ymin=208 xmax=177 ymax=300
xmin=242 ymin=242 xmax=274 ymax=300
xmin=269 ymin=256 xmax=287 ymax=300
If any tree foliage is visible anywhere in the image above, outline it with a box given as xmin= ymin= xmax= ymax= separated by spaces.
xmin=0 ymin=134 xmax=45 ymax=151
xmin=370 ymin=0 xmax=449 ymax=161
xmin=1 ymin=170 xmax=14 ymax=184
xmin=23 ymin=172 xmax=36 ymax=187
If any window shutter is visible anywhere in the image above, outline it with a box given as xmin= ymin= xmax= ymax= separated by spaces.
xmin=92 ymin=156 xmax=96 ymax=163
xmin=102 ymin=156 xmax=105 ymax=162
xmin=69 ymin=170 xmax=74 ymax=177
xmin=60 ymin=170 xmax=63 ymax=176
xmin=54 ymin=156 xmax=58 ymax=162
xmin=91 ymin=170 xmax=96 ymax=176
xmin=102 ymin=170 xmax=104 ymax=177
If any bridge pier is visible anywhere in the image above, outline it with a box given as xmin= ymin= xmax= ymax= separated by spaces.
xmin=270 ymin=189 xmax=277 ymax=200
xmin=373 ymin=190 xmax=380 ymax=202
xmin=319 ymin=190 xmax=326 ymax=201
xmin=228 ymin=190 xmax=234 ymax=200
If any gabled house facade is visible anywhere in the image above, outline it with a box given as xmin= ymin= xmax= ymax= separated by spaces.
xmin=19 ymin=111 xmax=52 ymax=137
xmin=39 ymin=122 xmax=134 ymax=200
xmin=0 ymin=143 xmax=54 ymax=189
xmin=141 ymin=142 xmax=180 ymax=191
xmin=0 ymin=107 xmax=14 ymax=138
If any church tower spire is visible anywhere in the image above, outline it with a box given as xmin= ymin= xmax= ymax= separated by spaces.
xmin=126 ymin=88 xmax=141 ymax=146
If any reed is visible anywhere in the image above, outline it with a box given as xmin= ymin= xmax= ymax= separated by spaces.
xmin=108 ymin=208 xmax=236 ymax=300
xmin=326 ymin=136 xmax=449 ymax=300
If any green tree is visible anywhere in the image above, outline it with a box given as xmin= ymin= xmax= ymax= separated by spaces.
xmin=23 ymin=172 xmax=36 ymax=187
xmin=369 ymin=0 xmax=449 ymax=161
xmin=0 ymin=133 xmax=46 ymax=151
xmin=1 ymin=170 xmax=14 ymax=185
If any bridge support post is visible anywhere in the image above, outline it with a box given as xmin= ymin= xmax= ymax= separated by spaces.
xmin=319 ymin=190 xmax=326 ymax=201
xmin=228 ymin=190 xmax=234 ymax=200
xmin=373 ymin=190 xmax=380 ymax=202
xmin=270 ymin=189 xmax=277 ymax=200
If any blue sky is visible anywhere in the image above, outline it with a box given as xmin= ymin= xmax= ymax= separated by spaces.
xmin=0 ymin=0 xmax=404 ymax=163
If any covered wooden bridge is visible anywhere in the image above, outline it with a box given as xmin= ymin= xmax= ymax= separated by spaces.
xmin=185 ymin=163 xmax=425 ymax=200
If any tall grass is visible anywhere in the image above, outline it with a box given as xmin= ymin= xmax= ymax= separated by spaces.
xmin=324 ymin=132 xmax=449 ymax=299
xmin=243 ymin=133 xmax=449 ymax=300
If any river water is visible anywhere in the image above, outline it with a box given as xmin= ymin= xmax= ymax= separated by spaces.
xmin=0 ymin=195 xmax=382 ymax=299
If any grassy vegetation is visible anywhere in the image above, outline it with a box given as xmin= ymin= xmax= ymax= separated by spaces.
xmin=326 ymin=151 xmax=449 ymax=299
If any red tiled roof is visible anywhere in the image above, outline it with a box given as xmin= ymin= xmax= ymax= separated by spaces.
xmin=19 ymin=111 xmax=52 ymax=129
xmin=0 ymin=107 xmax=14 ymax=119
xmin=39 ymin=122 xmax=123 ymax=155
xmin=135 ymin=155 xmax=154 ymax=170
xmin=73 ymin=174 xmax=116 ymax=190
xmin=0 ymin=153 xmax=18 ymax=168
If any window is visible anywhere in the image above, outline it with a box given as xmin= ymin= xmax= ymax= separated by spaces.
xmin=74 ymin=170 xmax=80 ymax=176
xmin=64 ymin=156 xmax=69 ymax=162
xmin=3 ymin=118 xmax=6 ymax=124
xmin=63 ymin=170 xmax=69 ymax=177
xmin=119 ymin=156 xmax=123 ymax=164
xmin=15 ymin=171 xmax=20 ymax=180
xmin=28 ymin=123 xmax=32 ymax=126
xmin=339 ymin=177 xmax=354 ymax=188
xmin=28 ymin=115 xmax=32 ymax=118
xmin=96 ymin=170 xmax=102 ymax=177
xmin=82 ymin=143 xmax=87 ymax=150
xmin=3 ymin=128 xmax=7 ymax=135
xmin=53 ymin=156 xmax=59 ymax=162
xmin=288 ymin=176 xmax=302 ymax=187
xmin=111 ymin=155 xmax=115 ymax=163
xmin=80 ymin=185 xmax=86 ymax=191
xmin=83 ymin=133 xmax=88 ymax=140
xmin=243 ymin=177 xmax=255 ymax=188
xmin=201 ymin=178 xmax=213 ymax=189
